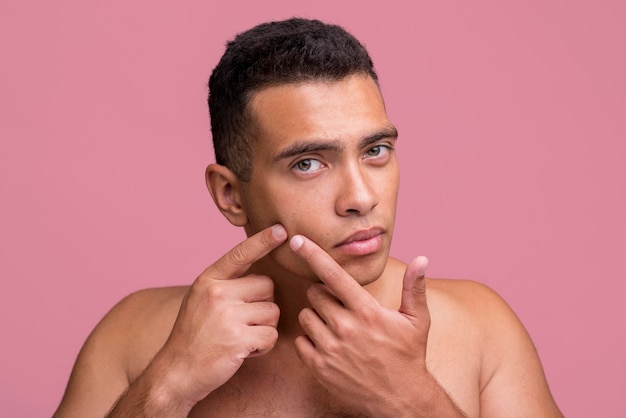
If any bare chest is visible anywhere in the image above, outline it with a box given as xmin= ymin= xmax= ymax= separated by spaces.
xmin=187 ymin=337 xmax=480 ymax=418
xmin=188 ymin=354 xmax=368 ymax=417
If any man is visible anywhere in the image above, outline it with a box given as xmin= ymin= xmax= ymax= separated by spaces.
xmin=54 ymin=18 xmax=562 ymax=417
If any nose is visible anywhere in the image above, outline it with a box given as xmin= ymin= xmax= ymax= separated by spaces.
xmin=335 ymin=164 xmax=379 ymax=216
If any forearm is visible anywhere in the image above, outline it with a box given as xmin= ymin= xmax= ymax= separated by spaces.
xmin=369 ymin=372 xmax=467 ymax=418
xmin=408 ymin=374 xmax=467 ymax=418
xmin=106 ymin=359 xmax=196 ymax=418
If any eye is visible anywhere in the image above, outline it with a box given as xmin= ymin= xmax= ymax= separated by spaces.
xmin=365 ymin=144 xmax=391 ymax=158
xmin=293 ymin=158 xmax=323 ymax=172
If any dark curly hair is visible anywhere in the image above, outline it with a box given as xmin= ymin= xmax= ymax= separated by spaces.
xmin=208 ymin=18 xmax=378 ymax=181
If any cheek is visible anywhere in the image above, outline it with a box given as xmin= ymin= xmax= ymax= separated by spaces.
xmin=244 ymin=192 xmax=316 ymax=240
xmin=283 ymin=195 xmax=337 ymax=242
xmin=256 ymin=188 xmax=333 ymax=231
xmin=383 ymin=166 xmax=400 ymax=202
xmin=281 ymin=208 xmax=330 ymax=244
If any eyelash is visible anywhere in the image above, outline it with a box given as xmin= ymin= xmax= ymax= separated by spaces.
xmin=291 ymin=143 xmax=394 ymax=173
xmin=365 ymin=144 xmax=392 ymax=157
xmin=293 ymin=159 xmax=324 ymax=172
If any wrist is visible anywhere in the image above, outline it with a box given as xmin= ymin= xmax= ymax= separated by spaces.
xmin=406 ymin=372 xmax=467 ymax=418
xmin=143 ymin=352 xmax=199 ymax=413
xmin=366 ymin=371 xmax=466 ymax=418
xmin=109 ymin=353 xmax=197 ymax=418
xmin=107 ymin=375 xmax=194 ymax=418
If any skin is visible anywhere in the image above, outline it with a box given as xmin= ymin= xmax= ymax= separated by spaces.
xmin=53 ymin=74 xmax=563 ymax=417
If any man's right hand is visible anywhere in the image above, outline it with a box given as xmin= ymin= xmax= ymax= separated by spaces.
xmin=112 ymin=224 xmax=287 ymax=414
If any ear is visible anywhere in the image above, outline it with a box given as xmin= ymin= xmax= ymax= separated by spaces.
xmin=205 ymin=164 xmax=248 ymax=227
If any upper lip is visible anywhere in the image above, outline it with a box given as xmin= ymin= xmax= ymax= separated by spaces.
xmin=335 ymin=227 xmax=385 ymax=247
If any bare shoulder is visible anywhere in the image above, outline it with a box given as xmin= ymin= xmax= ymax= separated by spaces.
xmin=426 ymin=278 xmax=515 ymax=325
xmin=54 ymin=286 xmax=188 ymax=417
xmin=426 ymin=278 xmax=563 ymax=417
xmin=89 ymin=286 xmax=188 ymax=378
xmin=426 ymin=277 xmax=536 ymax=375
xmin=94 ymin=286 xmax=188 ymax=363
xmin=103 ymin=286 xmax=188 ymax=341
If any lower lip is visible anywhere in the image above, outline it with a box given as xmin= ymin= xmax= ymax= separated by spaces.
xmin=336 ymin=233 xmax=383 ymax=256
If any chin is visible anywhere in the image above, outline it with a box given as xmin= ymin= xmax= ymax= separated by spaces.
xmin=266 ymin=245 xmax=388 ymax=286
xmin=341 ymin=254 xmax=389 ymax=285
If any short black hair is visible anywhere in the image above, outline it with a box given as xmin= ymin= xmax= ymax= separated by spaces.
xmin=208 ymin=18 xmax=378 ymax=181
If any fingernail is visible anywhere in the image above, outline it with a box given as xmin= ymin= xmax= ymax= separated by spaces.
xmin=272 ymin=224 xmax=287 ymax=240
xmin=416 ymin=256 xmax=429 ymax=277
xmin=290 ymin=235 xmax=304 ymax=251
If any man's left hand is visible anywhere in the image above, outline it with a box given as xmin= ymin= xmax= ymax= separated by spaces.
xmin=290 ymin=234 xmax=434 ymax=417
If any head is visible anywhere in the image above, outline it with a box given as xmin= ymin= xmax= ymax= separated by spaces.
xmin=207 ymin=19 xmax=399 ymax=285
xmin=208 ymin=17 xmax=378 ymax=182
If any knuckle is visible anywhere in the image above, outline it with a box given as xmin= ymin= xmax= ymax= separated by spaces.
xmin=322 ymin=338 xmax=341 ymax=356
xmin=251 ymin=275 xmax=275 ymax=298
xmin=356 ymin=305 xmax=377 ymax=322
xmin=324 ymin=268 xmax=343 ymax=285
xmin=227 ymin=325 xmax=246 ymax=342
xmin=266 ymin=302 xmax=280 ymax=318
xmin=305 ymin=284 xmax=323 ymax=302
xmin=256 ymin=274 xmax=275 ymax=289
xmin=192 ymin=273 xmax=214 ymax=292
xmin=412 ymin=281 xmax=427 ymax=298
xmin=249 ymin=327 xmax=279 ymax=355
xmin=312 ymin=356 xmax=329 ymax=375
xmin=228 ymin=244 xmax=249 ymax=266
xmin=333 ymin=318 xmax=355 ymax=338
xmin=260 ymin=327 xmax=279 ymax=345
xmin=258 ymin=228 xmax=274 ymax=250
xmin=298 ymin=309 xmax=315 ymax=329
xmin=204 ymin=282 xmax=228 ymax=301
xmin=257 ymin=302 xmax=280 ymax=323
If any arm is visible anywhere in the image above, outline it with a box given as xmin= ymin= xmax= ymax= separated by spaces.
xmin=290 ymin=235 xmax=467 ymax=417
xmin=475 ymin=283 xmax=563 ymax=418
xmin=54 ymin=224 xmax=288 ymax=418
xmin=53 ymin=289 xmax=165 ymax=418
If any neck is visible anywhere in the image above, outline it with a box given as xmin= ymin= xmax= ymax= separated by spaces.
xmin=248 ymin=255 xmax=405 ymax=337
xmin=248 ymin=258 xmax=313 ymax=337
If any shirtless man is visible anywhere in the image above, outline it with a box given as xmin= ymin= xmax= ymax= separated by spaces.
xmin=54 ymin=18 xmax=563 ymax=417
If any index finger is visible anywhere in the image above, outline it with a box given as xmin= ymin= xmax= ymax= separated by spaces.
xmin=289 ymin=234 xmax=374 ymax=309
xmin=207 ymin=224 xmax=287 ymax=280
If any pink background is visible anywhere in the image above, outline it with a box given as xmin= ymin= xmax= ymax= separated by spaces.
xmin=1 ymin=1 xmax=624 ymax=416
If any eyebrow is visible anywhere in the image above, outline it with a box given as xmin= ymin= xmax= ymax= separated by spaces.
xmin=273 ymin=125 xmax=398 ymax=162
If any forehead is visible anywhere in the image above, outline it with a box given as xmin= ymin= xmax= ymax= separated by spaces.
xmin=247 ymin=75 xmax=392 ymax=158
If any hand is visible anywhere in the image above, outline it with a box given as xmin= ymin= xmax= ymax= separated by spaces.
xmin=154 ymin=224 xmax=287 ymax=406
xmin=290 ymin=234 xmax=432 ymax=417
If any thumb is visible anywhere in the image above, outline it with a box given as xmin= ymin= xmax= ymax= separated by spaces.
xmin=398 ymin=256 xmax=429 ymax=321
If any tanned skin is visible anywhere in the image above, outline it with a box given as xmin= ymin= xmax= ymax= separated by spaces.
xmin=54 ymin=75 xmax=563 ymax=417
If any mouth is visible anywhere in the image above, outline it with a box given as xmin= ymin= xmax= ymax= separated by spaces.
xmin=334 ymin=227 xmax=385 ymax=256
